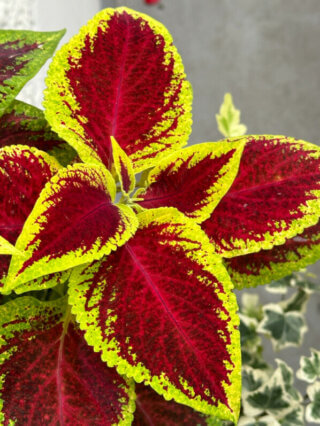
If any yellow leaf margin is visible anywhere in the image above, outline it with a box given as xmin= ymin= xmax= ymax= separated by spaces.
xmin=139 ymin=141 xmax=244 ymax=223
xmin=4 ymin=163 xmax=138 ymax=294
xmin=43 ymin=7 xmax=193 ymax=173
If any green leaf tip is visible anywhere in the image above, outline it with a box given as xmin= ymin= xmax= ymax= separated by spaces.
xmin=216 ymin=93 xmax=247 ymax=138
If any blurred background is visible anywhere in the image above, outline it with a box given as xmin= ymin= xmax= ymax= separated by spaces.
xmin=1 ymin=0 xmax=320 ymax=403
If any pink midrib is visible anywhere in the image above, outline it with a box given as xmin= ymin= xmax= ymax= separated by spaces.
xmin=111 ymin=15 xmax=130 ymax=137
xmin=56 ymin=331 xmax=66 ymax=425
xmin=56 ymin=310 xmax=72 ymax=426
xmin=125 ymin=243 xmax=231 ymax=406
xmin=125 ymin=244 xmax=210 ymax=376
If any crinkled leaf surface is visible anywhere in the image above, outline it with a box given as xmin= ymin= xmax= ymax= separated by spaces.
xmin=297 ymin=349 xmax=320 ymax=383
xmin=0 ymin=296 xmax=135 ymax=425
xmin=0 ymin=100 xmax=76 ymax=166
xmin=111 ymin=136 xmax=135 ymax=195
xmin=0 ymin=145 xmax=60 ymax=287
xmin=202 ymin=136 xmax=320 ymax=257
xmin=0 ymin=29 xmax=65 ymax=116
xmin=306 ymin=382 xmax=320 ymax=424
xmin=225 ymin=221 xmax=320 ymax=289
xmin=44 ymin=7 xmax=192 ymax=172
xmin=69 ymin=207 xmax=241 ymax=422
xmin=133 ymin=383 xmax=213 ymax=425
xmin=137 ymin=141 xmax=244 ymax=223
xmin=216 ymin=93 xmax=247 ymax=138
xmin=257 ymin=304 xmax=307 ymax=350
xmin=5 ymin=163 xmax=138 ymax=293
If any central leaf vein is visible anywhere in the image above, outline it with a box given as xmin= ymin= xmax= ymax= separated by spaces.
xmin=125 ymin=244 xmax=200 ymax=362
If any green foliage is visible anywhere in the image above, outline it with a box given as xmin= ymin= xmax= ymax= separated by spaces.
xmin=234 ymin=270 xmax=320 ymax=426
xmin=297 ymin=349 xmax=320 ymax=383
xmin=258 ymin=304 xmax=307 ymax=350
xmin=306 ymin=382 xmax=320 ymax=423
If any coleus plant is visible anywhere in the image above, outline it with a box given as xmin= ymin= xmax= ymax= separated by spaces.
xmin=1 ymin=6 xmax=320 ymax=425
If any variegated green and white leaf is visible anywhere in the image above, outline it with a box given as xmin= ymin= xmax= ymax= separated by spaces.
xmin=216 ymin=93 xmax=247 ymax=138
xmin=258 ymin=304 xmax=307 ymax=350
xmin=244 ymin=376 xmax=292 ymax=418
xmin=278 ymin=406 xmax=304 ymax=426
xmin=242 ymin=366 xmax=269 ymax=395
xmin=242 ymin=361 xmax=300 ymax=419
xmin=297 ymin=348 xmax=320 ymax=383
xmin=274 ymin=359 xmax=302 ymax=402
xmin=306 ymin=381 xmax=320 ymax=424
xmin=280 ymin=289 xmax=309 ymax=314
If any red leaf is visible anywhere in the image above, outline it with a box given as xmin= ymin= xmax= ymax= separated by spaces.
xmin=137 ymin=141 xmax=244 ymax=223
xmin=202 ymin=136 xmax=320 ymax=257
xmin=225 ymin=221 xmax=320 ymax=289
xmin=44 ymin=7 xmax=192 ymax=172
xmin=69 ymin=208 xmax=241 ymax=422
xmin=5 ymin=164 xmax=137 ymax=293
xmin=133 ymin=383 xmax=209 ymax=425
xmin=0 ymin=146 xmax=60 ymax=284
xmin=0 ymin=297 xmax=135 ymax=424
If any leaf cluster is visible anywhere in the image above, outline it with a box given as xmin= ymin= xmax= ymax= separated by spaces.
xmin=235 ymin=271 xmax=320 ymax=425
xmin=0 ymin=7 xmax=320 ymax=425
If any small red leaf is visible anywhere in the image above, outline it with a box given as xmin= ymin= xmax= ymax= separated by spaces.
xmin=0 ymin=297 xmax=135 ymax=424
xmin=225 ymin=221 xmax=320 ymax=289
xmin=137 ymin=141 xmax=244 ymax=223
xmin=202 ymin=136 xmax=320 ymax=257
xmin=133 ymin=383 xmax=208 ymax=425
xmin=0 ymin=145 xmax=60 ymax=285
xmin=44 ymin=7 xmax=192 ymax=172
xmin=69 ymin=208 xmax=241 ymax=422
